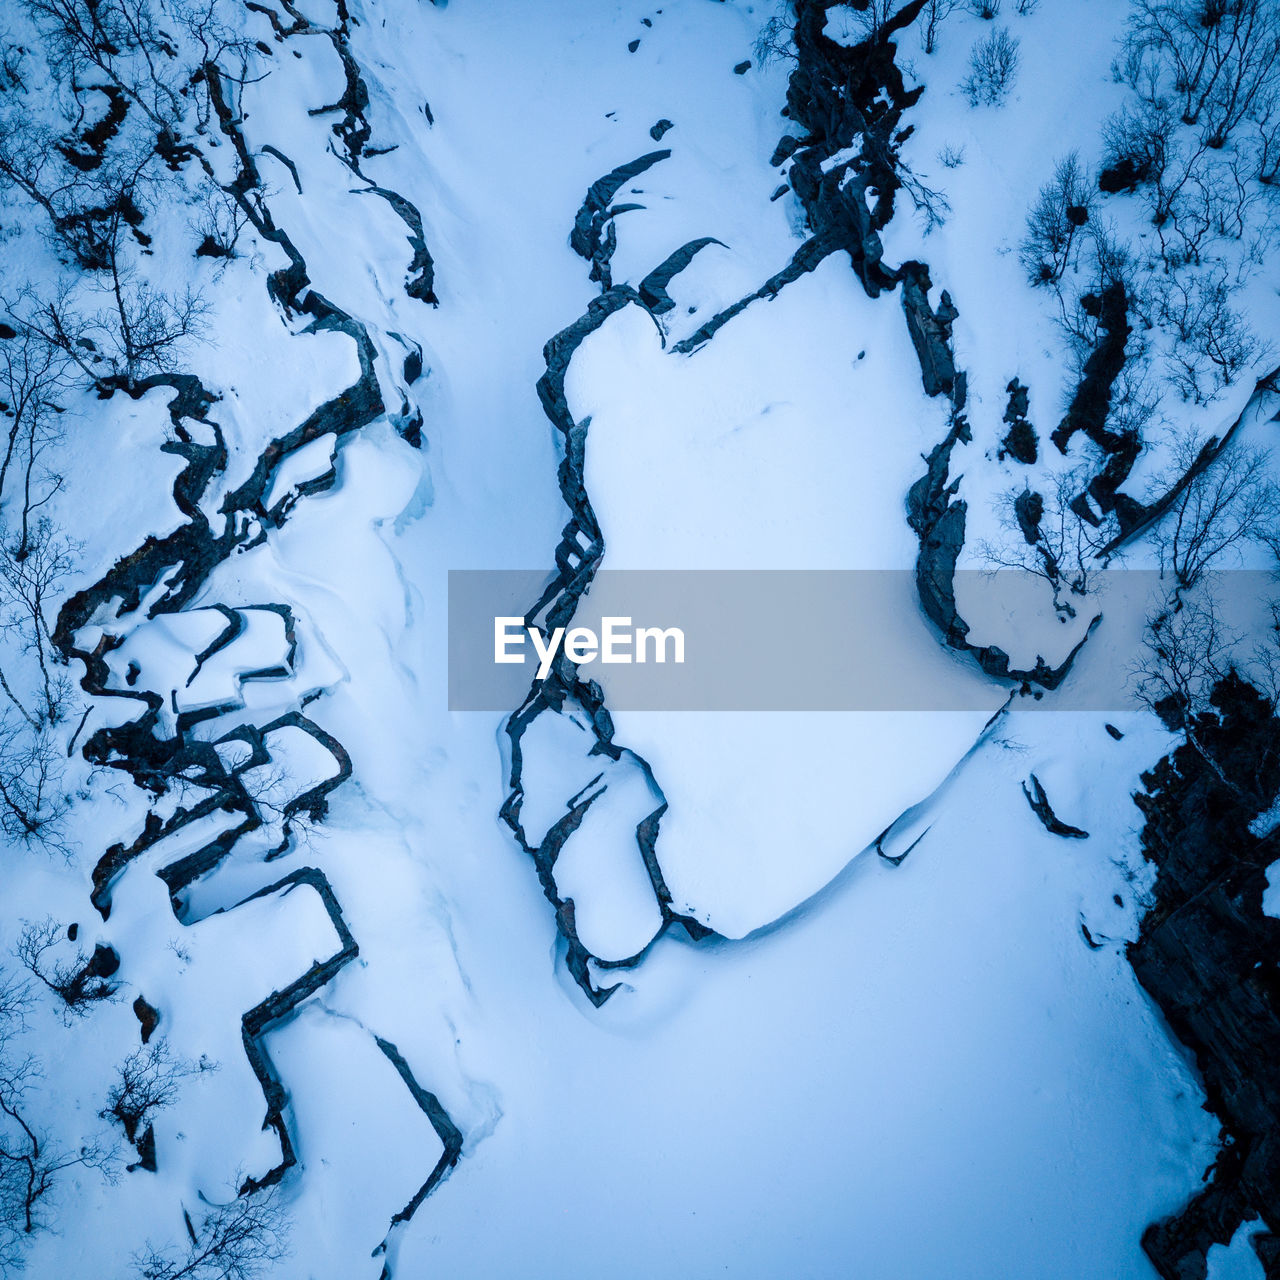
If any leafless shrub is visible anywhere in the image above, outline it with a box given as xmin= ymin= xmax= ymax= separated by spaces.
xmin=1052 ymin=219 xmax=1140 ymax=376
xmin=1 ymin=963 xmax=110 ymax=1270
xmin=16 ymin=264 xmax=207 ymax=393
xmin=923 ymin=0 xmax=963 ymax=54
xmin=847 ymin=0 xmax=908 ymax=42
xmin=938 ymin=142 xmax=967 ymax=168
xmin=1020 ymin=151 xmax=1094 ymax=286
xmin=1150 ymin=433 xmax=1280 ymax=593
xmin=134 ymin=1187 xmax=291 ymax=1280
xmin=1156 ymin=269 xmax=1268 ymax=402
xmin=13 ymin=919 xmax=115 ymax=1014
xmin=192 ymin=182 xmax=248 ymax=260
xmin=970 ymin=0 xmax=1001 ymax=17
xmin=753 ymin=7 xmax=796 ymax=66
xmin=102 ymin=1039 xmax=202 ymax=1146
xmin=980 ymin=468 xmax=1118 ymax=618
xmin=1100 ymin=99 xmax=1175 ymax=195
xmin=962 ymin=28 xmax=1019 ymax=107
xmin=1134 ymin=590 xmax=1234 ymax=747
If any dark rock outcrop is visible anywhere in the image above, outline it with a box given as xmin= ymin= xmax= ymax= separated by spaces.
xmin=570 ymin=150 xmax=671 ymax=287
xmin=638 ymin=237 xmax=724 ymax=315
xmin=1130 ymin=674 xmax=1280 ymax=1279
xmin=1000 ymin=378 xmax=1038 ymax=464
xmin=1014 ymin=488 xmax=1044 ymax=544
xmin=1022 ymin=774 xmax=1089 ymax=838
xmin=900 ymin=260 xmax=956 ymax=397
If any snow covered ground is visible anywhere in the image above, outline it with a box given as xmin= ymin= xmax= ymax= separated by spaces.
xmin=0 ymin=0 xmax=1276 ymax=1277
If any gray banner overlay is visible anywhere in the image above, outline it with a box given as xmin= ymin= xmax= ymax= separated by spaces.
xmin=448 ymin=569 xmax=1275 ymax=712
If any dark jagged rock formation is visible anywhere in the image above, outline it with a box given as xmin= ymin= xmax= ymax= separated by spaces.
xmin=905 ymin=380 xmax=1099 ymax=689
xmin=671 ymin=232 xmax=832 ymax=354
xmin=236 ymin=868 xmax=360 ymax=1195
xmin=1102 ymin=365 xmax=1280 ymax=558
xmin=133 ymin=995 xmax=161 ymax=1044
xmin=1022 ymin=774 xmax=1089 ymax=839
xmin=900 ymin=261 xmax=956 ymax=398
xmin=38 ymin=12 xmax=461 ymax=1256
xmin=780 ymin=0 xmax=926 ymax=297
xmin=501 ymin=285 xmax=714 ymax=1005
xmin=772 ymin=3 xmax=1094 ymax=691
xmin=638 ymin=237 xmax=724 ymax=316
xmin=1130 ymin=673 xmax=1280 ymax=1279
xmin=1000 ymin=378 xmax=1038 ymax=464
xmin=1014 ymin=488 xmax=1044 ymax=543
xmin=570 ymin=151 xmax=671 ymax=289
xmin=1047 ymin=279 xmax=1148 ymax=531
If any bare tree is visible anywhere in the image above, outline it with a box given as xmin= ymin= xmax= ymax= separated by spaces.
xmin=0 ymin=715 xmax=68 ymax=848
xmin=980 ymin=469 xmax=1117 ymax=618
xmin=0 ymin=965 xmax=110 ymax=1271
xmin=134 ymin=1188 xmax=291 ymax=1280
xmin=13 ymin=920 xmax=116 ymax=1015
xmin=1129 ymin=589 xmax=1280 ymax=806
xmin=1150 ymin=433 xmax=1280 ymax=595
xmin=1100 ymin=98 xmax=1176 ymax=193
xmin=962 ymin=28 xmax=1020 ymax=107
xmin=1123 ymin=0 xmax=1280 ymax=146
xmin=102 ymin=1039 xmax=199 ymax=1147
xmin=1156 ymin=268 xmax=1268 ymax=402
xmin=0 ymin=517 xmax=77 ymax=723
xmin=1020 ymin=151 xmax=1094 ymax=286
xmin=753 ymin=6 xmax=796 ymax=66
xmin=922 ymin=0 xmax=963 ymax=54
xmin=1052 ymin=218 xmax=1140 ymax=377
xmin=13 ymin=259 xmax=207 ymax=395
xmin=0 ymin=327 xmax=72 ymax=553
xmin=845 ymin=0 xmax=908 ymax=42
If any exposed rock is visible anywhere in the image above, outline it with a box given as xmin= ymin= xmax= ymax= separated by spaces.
xmin=127 ymin=1123 xmax=157 ymax=1174
xmin=734 ymin=59 xmax=751 ymax=74
xmin=1014 ymin=488 xmax=1043 ymax=544
xmin=1130 ymin=673 xmax=1280 ymax=1279
xmin=649 ymin=118 xmax=674 ymax=141
xmin=899 ymin=260 xmax=956 ymax=398
xmin=672 ymin=233 xmax=831 ymax=353
xmin=372 ymin=1035 xmax=463 ymax=1246
xmin=570 ymin=150 xmax=671 ymax=288
xmin=86 ymin=943 xmax=121 ymax=978
xmin=1022 ymin=774 xmax=1089 ymax=838
xmin=769 ymin=134 xmax=803 ymax=167
xmin=1000 ymin=378 xmax=1038 ymax=463
xmin=502 ymin=285 xmax=717 ymax=1003
xmin=133 ymin=995 xmax=161 ymax=1045
xmin=638 ymin=237 xmax=724 ymax=315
